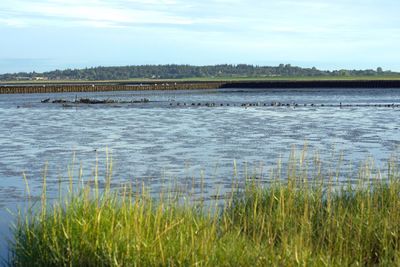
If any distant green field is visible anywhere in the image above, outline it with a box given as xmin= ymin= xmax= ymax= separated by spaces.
xmin=2 ymin=75 xmax=400 ymax=84
xmin=163 ymin=75 xmax=400 ymax=82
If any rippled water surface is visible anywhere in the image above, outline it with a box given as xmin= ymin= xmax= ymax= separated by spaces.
xmin=1 ymin=88 xmax=400 ymax=257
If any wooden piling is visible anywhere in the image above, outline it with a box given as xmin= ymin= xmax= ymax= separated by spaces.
xmin=2 ymin=80 xmax=400 ymax=94
xmin=0 ymin=82 xmax=224 ymax=94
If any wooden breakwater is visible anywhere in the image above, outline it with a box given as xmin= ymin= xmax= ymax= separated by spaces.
xmin=2 ymin=80 xmax=400 ymax=94
xmin=0 ymin=82 xmax=224 ymax=94
xmin=221 ymin=80 xmax=400 ymax=89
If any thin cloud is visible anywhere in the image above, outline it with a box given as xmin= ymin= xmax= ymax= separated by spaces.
xmin=0 ymin=18 xmax=27 ymax=27
xmin=0 ymin=0 xmax=227 ymax=28
xmin=0 ymin=0 xmax=399 ymax=72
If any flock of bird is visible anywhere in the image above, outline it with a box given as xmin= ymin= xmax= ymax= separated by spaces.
xmin=168 ymin=101 xmax=400 ymax=108
xmin=42 ymin=98 xmax=400 ymax=109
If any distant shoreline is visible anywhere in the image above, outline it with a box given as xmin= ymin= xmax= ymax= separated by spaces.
xmin=2 ymin=79 xmax=400 ymax=94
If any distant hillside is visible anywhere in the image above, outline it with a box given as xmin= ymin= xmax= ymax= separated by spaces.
xmin=0 ymin=64 xmax=397 ymax=81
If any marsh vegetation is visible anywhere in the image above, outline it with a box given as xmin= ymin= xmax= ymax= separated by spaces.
xmin=9 ymin=151 xmax=400 ymax=266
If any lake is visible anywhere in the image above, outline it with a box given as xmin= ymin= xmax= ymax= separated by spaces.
xmin=1 ymin=87 xmax=400 ymax=259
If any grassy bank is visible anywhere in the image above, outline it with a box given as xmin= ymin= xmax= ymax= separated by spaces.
xmin=2 ymin=75 xmax=400 ymax=85
xmin=9 ymin=156 xmax=400 ymax=266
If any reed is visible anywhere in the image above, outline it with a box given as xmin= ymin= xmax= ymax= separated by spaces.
xmin=9 ymin=151 xmax=400 ymax=266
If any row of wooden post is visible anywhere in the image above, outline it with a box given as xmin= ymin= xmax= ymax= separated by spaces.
xmin=0 ymin=83 xmax=225 ymax=94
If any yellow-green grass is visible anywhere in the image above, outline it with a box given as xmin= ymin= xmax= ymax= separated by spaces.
xmin=3 ymin=75 xmax=400 ymax=85
xmin=9 ymin=153 xmax=400 ymax=266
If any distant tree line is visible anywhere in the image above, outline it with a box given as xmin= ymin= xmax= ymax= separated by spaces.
xmin=0 ymin=64 xmax=397 ymax=81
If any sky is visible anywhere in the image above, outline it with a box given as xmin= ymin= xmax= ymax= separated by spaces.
xmin=0 ymin=0 xmax=399 ymax=74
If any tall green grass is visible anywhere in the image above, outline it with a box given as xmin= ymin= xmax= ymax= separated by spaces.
xmin=9 ymin=151 xmax=400 ymax=266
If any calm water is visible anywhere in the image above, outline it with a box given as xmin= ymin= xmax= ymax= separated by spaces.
xmin=1 ymin=87 xmax=400 ymax=258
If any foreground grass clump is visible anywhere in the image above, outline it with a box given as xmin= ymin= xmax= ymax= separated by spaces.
xmin=10 ymin=157 xmax=400 ymax=266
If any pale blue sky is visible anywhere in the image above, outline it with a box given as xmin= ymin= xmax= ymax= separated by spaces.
xmin=0 ymin=0 xmax=399 ymax=73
